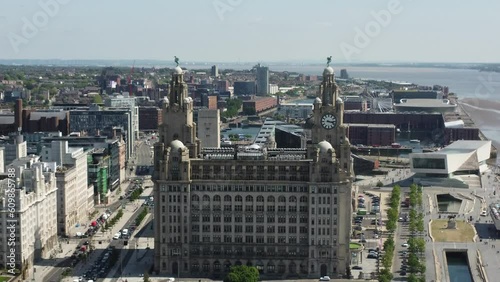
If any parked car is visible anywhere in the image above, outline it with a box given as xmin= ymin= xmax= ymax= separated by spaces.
xmin=319 ymin=276 xmax=331 ymax=281
xmin=402 ymin=243 xmax=409 ymax=248
xmin=352 ymin=266 xmax=362 ymax=270
xmin=113 ymin=232 xmax=121 ymax=240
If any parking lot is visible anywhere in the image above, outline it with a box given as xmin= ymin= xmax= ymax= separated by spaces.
xmin=350 ymin=190 xmax=394 ymax=279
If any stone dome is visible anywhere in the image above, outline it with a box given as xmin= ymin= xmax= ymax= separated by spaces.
xmin=318 ymin=140 xmax=334 ymax=153
xmin=323 ymin=66 xmax=334 ymax=75
xmin=174 ymin=66 xmax=183 ymax=74
xmin=314 ymin=97 xmax=322 ymax=104
xmin=170 ymin=139 xmax=185 ymax=151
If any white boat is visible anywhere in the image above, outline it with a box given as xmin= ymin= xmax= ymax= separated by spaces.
xmin=409 ymin=139 xmax=420 ymax=143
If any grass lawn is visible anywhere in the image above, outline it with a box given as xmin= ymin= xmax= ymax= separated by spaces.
xmin=0 ymin=277 xmax=12 ymax=282
xmin=430 ymin=219 xmax=475 ymax=242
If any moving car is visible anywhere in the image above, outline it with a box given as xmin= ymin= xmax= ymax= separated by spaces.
xmin=319 ymin=276 xmax=331 ymax=281
xmin=113 ymin=232 xmax=121 ymax=240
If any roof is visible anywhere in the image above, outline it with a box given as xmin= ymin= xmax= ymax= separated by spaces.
xmin=444 ymin=120 xmax=465 ymax=128
xmin=443 ymin=140 xmax=491 ymax=151
xmin=394 ymin=99 xmax=456 ymax=108
xmin=29 ymin=111 xmax=68 ymax=121
xmin=0 ymin=115 xmax=15 ymax=125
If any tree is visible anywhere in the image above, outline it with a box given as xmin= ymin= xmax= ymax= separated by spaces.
xmin=93 ymin=94 xmax=103 ymax=104
xmin=143 ymin=271 xmax=150 ymax=282
xmin=376 ymin=180 xmax=384 ymax=188
xmin=223 ymin=265 xmax=259 ymax=282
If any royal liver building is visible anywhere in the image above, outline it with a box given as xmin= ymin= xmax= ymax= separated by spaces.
xmin=153 ymin=63 xmax=354 ymax=279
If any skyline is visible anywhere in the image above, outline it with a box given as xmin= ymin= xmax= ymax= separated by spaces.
xmin=0 ymin=0 xmax=499 ymax=63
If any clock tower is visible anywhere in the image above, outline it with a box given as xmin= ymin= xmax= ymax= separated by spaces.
xmin=307 ymin=64 xmax=352 ymax=177
xmin=158 ymin=65 xmax=201 ymax=158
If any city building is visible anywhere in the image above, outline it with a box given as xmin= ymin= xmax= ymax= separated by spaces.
xmin=233 ymin=81 xmax=256 ymax=95
xmin=197 ymin=109 xmax=220 ymax=148
xmin=139 ymin=106 xmax=162 ymax=131
xmin=339 ymin=69 xmax=349 ymax=80
xmin=41 ymin=141 xmax=94 ymax=236
xmin=153 ymin=64 xmax=354 ymax=279
xmin=211 ymin=65 xmax=219 ymax=77
xmin=39 ymin=135 xmax=126 ymax=192
xmin=277 ymin=103 xmax=314 ymax=120
xmin=0 ymin=133 xmax=27 ymax=167
xmin=342 ymin=96 xmax=368 ymax=112
xmin=242 ymin=97 xmax=278 ymax=115
xmin=393 ymin=99 xmax=457 ymax=113
xmin=269 ymin=84 xmax=279 ymax=95
xmin=0 ymin=156 xmax=58 ymax=275
xmin=216 ymin=80 xmax=229 ymax=93
xmin=88 ymin=148 xmax=110 ymax=204
xmin=256 ymin=64 xmax=269 ymax=96
xmin=410 ymin=140 xmax=491 ymax=188
xmin=391 ymin=90 xmax=442 ymax=104
xmin=346 ymin=124 xmax=396 ymax=146
xmin=70 ymin=106 xmax=134 ymax=161
xmin=0 ymin=147 xmax=3 ymax=173
xmin=105 ymin=95 xmax=140 ymax=139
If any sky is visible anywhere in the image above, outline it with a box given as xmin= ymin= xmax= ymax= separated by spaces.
xmin=0 ymin=0 xmax=499 ymax=63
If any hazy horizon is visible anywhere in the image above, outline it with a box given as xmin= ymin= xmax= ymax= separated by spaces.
xmin=1 ymin=0 xmax=499 ymax=63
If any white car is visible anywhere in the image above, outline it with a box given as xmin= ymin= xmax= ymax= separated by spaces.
xmin=113 ymin=232 xmax=121 ymax=240
xmin=402 ymin=243 xmax=409 ymax=248
xmin=480 ymin=210 xmax=488 ymax=216
xmin=122 ymin=228 xmax=129 ymax=236
xmin=319 ymin=276 xmax=331 ymax=281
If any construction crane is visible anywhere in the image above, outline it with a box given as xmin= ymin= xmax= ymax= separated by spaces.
xmin=127 ymin=60 xmax=135 ymax=95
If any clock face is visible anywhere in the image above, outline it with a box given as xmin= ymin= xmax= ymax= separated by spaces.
xmin=321 ymin=114 xmax=337 ymax=129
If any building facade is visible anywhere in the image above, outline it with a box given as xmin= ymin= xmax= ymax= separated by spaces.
xmin=153 ymin=65 xmax=353 ymax=279
xmin=196 ymin=109 xmax=220 ymax=148
xmin=69 ymin=107 xmax=134 ymax=161
xmin=0 ymin=157 xmax=58 ymax=275
xmin=41 ymin=141 xmax=94 ymax=236
xmin=139 ymin=106 xmax=162 ymax=131
xmin=105 ymin=95 xmax=140 ymax=139
xmin=256 ymin=64 xmax=269 ymax=96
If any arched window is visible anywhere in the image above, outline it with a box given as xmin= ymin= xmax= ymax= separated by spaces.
xmin=257 ymin=196 xmax=264 ymax=202
xmin=245 ymin=195 xmax=254 ymax=202
xmin=289 ymin=196 xmax=297 ymax=202
xmin=191 ymin=195 xmax=200 ymax=202
xmin=224 ymin=195 xmax=232 ymax=202
xmin=213 ymin=195 xmax=221 ymax=202
xmin=202 ymin=195 xmax=210 ymax=202
xmin=267 ymin=196 xmax=275 ymax=203
xmin=278 ymin=196 xmax=286 ymax=203
xmin=235 ymin=195 xmax=243 ymax=202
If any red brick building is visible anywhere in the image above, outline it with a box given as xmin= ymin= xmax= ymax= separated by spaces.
xmin=242 ymin=97 xmax=278 ymax=115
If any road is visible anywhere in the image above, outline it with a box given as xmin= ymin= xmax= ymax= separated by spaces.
xmin=43 ymin=179 xmax=140 ymax=282
xmin=136 ymin=141 xmax=153 ymax=166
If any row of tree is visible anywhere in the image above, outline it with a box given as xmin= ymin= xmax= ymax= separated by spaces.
xmin=406 ymin=184 xmax=426 ymax=282
xmin=378 ymin=185 xmax=401 ymax=282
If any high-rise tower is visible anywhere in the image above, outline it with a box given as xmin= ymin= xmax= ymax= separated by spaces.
xmin=256 ymin=64 xmax=269 ymax=96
